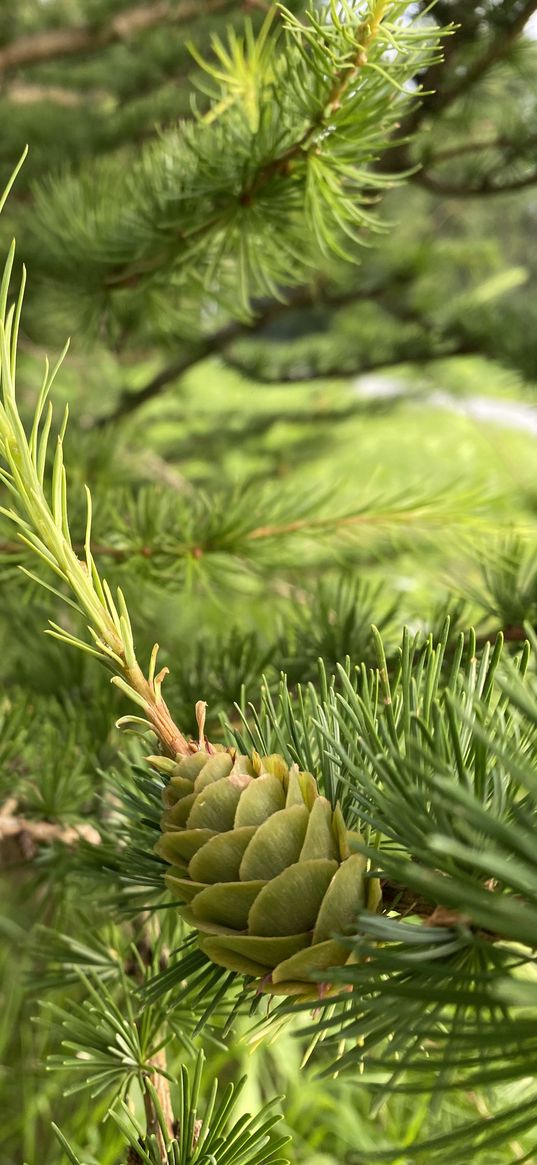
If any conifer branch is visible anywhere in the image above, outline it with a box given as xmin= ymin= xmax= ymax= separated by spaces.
xmin=236 ymin=0 xmax=389 ymax=204
xmin=415 ymin=168 xmax=537 ymax=198
xmin=20 ymin=2 xmax=446 ymax=339
xmin=0 ymin=487 xmax=486 ymax=577
xmin=383 ymin=0 xmax=537 ymax=177
xmin=96 ymin=285 xmax=383 ymax=425
xmin=103 ymin=0 xmax=393 ymax=293
xmin=221 ymin=338 xmax=480 ymax=383
xmin=437 ymin=0 xmax=537 ymax=108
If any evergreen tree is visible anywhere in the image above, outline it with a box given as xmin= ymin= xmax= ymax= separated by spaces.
xmin=2 ymin=3 xmax=537 ymax=1163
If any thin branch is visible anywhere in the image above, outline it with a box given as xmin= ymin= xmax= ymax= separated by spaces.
xmin=94 ymin=284 xmax=387 ymax=426
xmin=0 ymin=481 xmax=486 ymax=570
xmin=384 ymin=1 xmax=537 ymax=176
xmin=414 ymin=168 xmax=537 ymax=198
xmin=96 ymin=333 xmax=237 ymax=429
xmin=247 ymin=505 xmax=457 ymax=540
xmin=0 ymin=0 xmax=236 ymax=74
xmin=422 ymin=132 xmax=537 ymax=166
xmin=0 ymin=507 xmax=439 ymax=565
xmin=0 ymin=801 xmax=100 ymax=865
xmin=143 ymin=1048 xmax=174 ymax=1162
xmin=220 ymin=339 xmax=480 ymax=384
xmin=3 ymin=82 xmax=111 ymax=107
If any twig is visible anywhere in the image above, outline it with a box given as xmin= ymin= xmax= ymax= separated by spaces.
xmin=380 ymin=881 xmax=504 ymax=943
xmin=93 ymin=283 xmax=386 ymax=425
xmin=414 ymin=168 xmax=537 ymax=198
xmin=0 ymin=803 xmax=100 ymax=865
xmin=383 ymin=1 xmax=537 ymax=178
xmin=143 ymin=1049 xmax=175 ymax=1162
xmin=220 ymin=339 xmax=480 ymax=384
xmin=0 ymin=0 xmax=235 ymax=73
xmin=4 ymin=82 xmax=111 ymax=108
xmin=0 ymin=491 xmax=486 ymax=566
xmin=422 ymin=132 xmax=537 ymax=167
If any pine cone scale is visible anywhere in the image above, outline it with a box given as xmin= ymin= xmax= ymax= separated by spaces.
xmin=191 ymin=879 xmax=267 ymax=930
xmin=238 ymin=804 xmax=309 ymax=880
xmin=248 ymin=858 xmax=339 ymax=937
xmin=189 ymin=826 xmax=257 ymax=882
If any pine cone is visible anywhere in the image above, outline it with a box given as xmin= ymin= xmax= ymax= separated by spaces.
xmin=154 ymin=749 xmax=380 ymax=997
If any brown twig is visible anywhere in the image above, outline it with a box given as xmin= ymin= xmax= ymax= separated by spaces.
xmin=3 ymin=82 xmax=111 ymax=107
xmin=0 ymin=800 xmax=100 ymax=866
xmin=143 ymin=1048 xmax=175 ymax=1162
xmin=0 ymin=0 xmax=235 ymax=73
xmin=380 ymin=880 xmax=505 ymax=943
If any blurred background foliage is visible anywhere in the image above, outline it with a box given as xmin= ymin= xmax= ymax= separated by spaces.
xmin=2 ymin=1 xmax=537 ymax=1162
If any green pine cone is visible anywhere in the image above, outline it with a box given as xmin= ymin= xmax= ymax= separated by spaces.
xmin=154 ymin=749 xmax=380 ymax=997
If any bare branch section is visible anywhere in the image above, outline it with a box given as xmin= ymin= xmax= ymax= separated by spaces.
xmin=0 ymin=797 xmax=100 ymax=866
xmin=96 ymin=284 xmax=394 ymax=425
xmin=221 ymin=338 xmax=479 ymax=384
xmin=143 ymin=1049 xmax=175 ymax=1161
xmin=424 ymin=132 xmax=537 ymax=167
xmin=415 ymin=168 xmax=537 ymax=198
xmin=4 ymin=82 xmax=110 ymax=107
xmin=0 ymin=0 xmax=235 ymax=73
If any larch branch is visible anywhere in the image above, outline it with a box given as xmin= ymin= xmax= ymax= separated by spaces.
xmin=414 ymin=168 xmax=537 ymax=198
xmin=384 ymin=0 xmax=537 ymax=177
xmin=94 ymin=284 xmax=386 ymax=425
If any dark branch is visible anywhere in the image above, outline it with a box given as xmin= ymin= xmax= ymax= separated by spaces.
xmin=384 ymin=1 xmax=537 ymax=177
xmin=104 ymin=12 xmax=390 ymax=292
xmin=94 ymin=284 xmax=388 ymax=426
xmin=95 ymin=331 xmax=238 ymax=429
xmin=438 ymin=1 xmax=537 ymax=107
xmin=422 ymin=132 xmax=537 ymax=167
xmin=220 ymin=340 xmax=480 ymax=385
xmin=415 ymin=168 xmax=537 ymax=198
